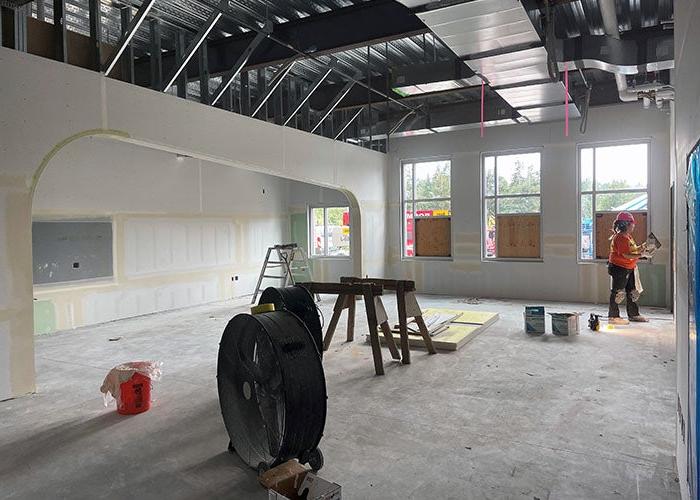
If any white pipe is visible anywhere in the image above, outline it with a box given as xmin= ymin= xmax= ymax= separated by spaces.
xmin=599 ymin=0 xmax=671 ymax=103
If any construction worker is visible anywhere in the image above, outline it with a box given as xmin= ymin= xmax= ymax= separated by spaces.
xmin=608 ymin=211 xmax=648 ymax=325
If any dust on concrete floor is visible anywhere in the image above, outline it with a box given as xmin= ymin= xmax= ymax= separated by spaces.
xmin=0 ymin=295 xmax=679 ymax=499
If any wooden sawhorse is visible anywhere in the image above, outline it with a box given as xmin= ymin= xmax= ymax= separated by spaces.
xmin=340 ymin=277 xmax=436 ymax=364
xmin=298 ymin=282 xmax=400 ymax=375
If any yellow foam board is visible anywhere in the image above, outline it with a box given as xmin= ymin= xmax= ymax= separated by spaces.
xmin=421 ymin=308 xmax=499 ymax=326
xmin=372 ymin=324 xmax=484 ymax=351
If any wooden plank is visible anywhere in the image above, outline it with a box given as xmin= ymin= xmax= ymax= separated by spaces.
xmin=594 ymin=211 xmax=648 ymax=260
xmin=298 ymin=282 xmax=382 ymax=296
xmin=496 ymin=214 xmax=540 ymax=258
xmin=340 ymin=276 xmax=416 ymax=292
xmin=415 ymin=218 xmax=451 ymax=257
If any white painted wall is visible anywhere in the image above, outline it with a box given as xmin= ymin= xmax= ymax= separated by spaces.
xmin=388 ymin=104 xmax=671 ymax=306
xmin=32 ymin=137 xmax=355 ymax=332
xmin=673 ymin=1 xmax=700 ymax=497
xmin=0 ymin=47 xmax=388 ymax=399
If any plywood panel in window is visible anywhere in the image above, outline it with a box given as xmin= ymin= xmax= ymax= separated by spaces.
xmin=415 ymin=218 xmax=451 ymax=257
xmin=496 ymin=214 xmax=541 ymax=258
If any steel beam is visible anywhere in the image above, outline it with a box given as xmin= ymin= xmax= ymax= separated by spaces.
xmin=149 ymin=18 xmax=162 ymax=89
xmin=13 ymin=4 xmax=28 ymax=52
xmin=175 ymin=30 xmax=186 ymax=98
xmin=134 ymin=0 xmax=426 ymax=82
xmin=333 ymin=107 xmax=363 ymax=140
xmin=53 ymin=0 xmax=66 ymax=62
xmin=240 ymin=71 xmax=250 ymax=115
xmin=162 ymin=9 xmax=222 ymax=91
xmin=310 ymin=72 xmax=361 ymax=134
xmin=283 ymin=60 xmax=336 ymax=126
xmin=199 ymin=42 xmax=209 ymax=104
xmin=210 ymin=23 xmax=271 ymax=107
xmin=251 ymin=58 xmax=296 ymax=117
xmin=104 ymin=0 xmax=155 ymax=76
xmin=88 ymin=0 xmax=101 ymax=70
xmin=119 ymin=7 xmax=134 ymax=83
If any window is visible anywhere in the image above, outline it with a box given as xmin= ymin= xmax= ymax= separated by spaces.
xmin=32 ymin=219 xmax=113 ymax=285
xmin=402 ymin=159 xmax=452 ymax=257
xmin=482 ymin=151 xmax=542 ymax=259
xmin=578 ymin=142 xmax=649 ymax=260
xmin=309 ymin=206 xmax=350 ymax=257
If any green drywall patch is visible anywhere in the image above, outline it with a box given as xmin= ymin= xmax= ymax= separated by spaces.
xmin=33 ymin=300 xmax=56 ymax=335
xmin=637 ymin=264 xmax=667 ymax=308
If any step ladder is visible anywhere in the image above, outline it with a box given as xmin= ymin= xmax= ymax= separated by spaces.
xmin=251 ymin=243 xmax=318 ymax=304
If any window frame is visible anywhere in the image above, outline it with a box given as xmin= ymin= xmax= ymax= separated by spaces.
xmin=400 ymin=156 xmax=453 ymax=261
xmin=480 ymin=147 xmax=544 ymax=262
xmin=576 ymin=139 xmax=652 ymax=264
xmin=308 ymin=205 xmax=352 ymax=259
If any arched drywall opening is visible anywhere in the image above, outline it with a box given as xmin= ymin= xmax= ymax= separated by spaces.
xmin=29 ymin=133 xmax=363 ymax=337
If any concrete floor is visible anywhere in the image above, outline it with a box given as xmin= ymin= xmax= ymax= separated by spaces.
xmin=0 ymin=295 xmax=679 ymax=499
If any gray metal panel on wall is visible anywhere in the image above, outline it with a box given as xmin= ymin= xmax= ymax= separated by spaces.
xmin=32 ymin=220 xmax=113 ymax=285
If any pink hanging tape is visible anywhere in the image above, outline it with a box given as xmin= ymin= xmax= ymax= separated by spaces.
xmin=564 ymin=63 xmax=569 ymax=137
xmin=480 ymin=80 xmax=485 ymax=138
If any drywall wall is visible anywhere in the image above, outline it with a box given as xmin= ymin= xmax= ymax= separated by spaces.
xmin=388 ymin=104 xmax=671 ymax=306
xmin=32 ymin=137 xmax=353 ymax=332
xmin=673 ymin=0 xmax=699 ymax=496
xmin=0 ymin=47 xmax=388 ymax=400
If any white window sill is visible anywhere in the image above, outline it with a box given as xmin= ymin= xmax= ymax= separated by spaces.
xmin=401 ymin=256 xmax=453 ymax=262
xmin=482 ymin=258 xmax=544 ymax=263
xmin=310 ymin=256 xmax=352 ymax=261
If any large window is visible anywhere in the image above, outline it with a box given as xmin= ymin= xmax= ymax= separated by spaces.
xmin=482 ymin=151 xmax=542 ymax=259
xmin=309 ymin=206 xmax=350 ymax=257
xmin=578 ymin=142 xmax=649 ymax=260
xmin=402 ymin=159 xmax=452 ymax=258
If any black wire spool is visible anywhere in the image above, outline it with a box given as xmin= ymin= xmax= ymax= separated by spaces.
xmin=217 ymin=311 xmax=327 ymax=473
xmin=258 ymin=285 xmax=323 ymax=357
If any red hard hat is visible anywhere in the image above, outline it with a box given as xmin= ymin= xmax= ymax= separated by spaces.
xmin=615 ymin=211 xmax=635 ymax=224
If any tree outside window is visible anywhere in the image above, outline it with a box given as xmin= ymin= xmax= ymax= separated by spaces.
xmin=402 ymin=159 xmax=451 ymax=257
xmin=482 ymin=151 xmax=542 ymax=259
xmin=309 ymin=206 xmax=350 ymax=257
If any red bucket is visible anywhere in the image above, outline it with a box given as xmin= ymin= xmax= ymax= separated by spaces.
xmin=118 ymin=372 xmax=152 ymax=415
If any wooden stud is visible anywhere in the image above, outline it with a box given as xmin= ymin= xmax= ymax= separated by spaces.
xmin=323 ymin=294 xmax=346 ymax=351
xmin=363 ymin=284 xmax=384 ymax=375
xmin=396 ymin=281 xmax=410 ymax=364
xmin=379 ymin=321 xmax=401 ymax=360
xmin=414 ymin=315 xmax=437 ymax=354
xmin=346 ymin=294 xmax=356 ymax=342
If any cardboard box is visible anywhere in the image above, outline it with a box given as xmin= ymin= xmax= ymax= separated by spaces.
xmin=261 ymin=461 xmax=341 ymax=500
